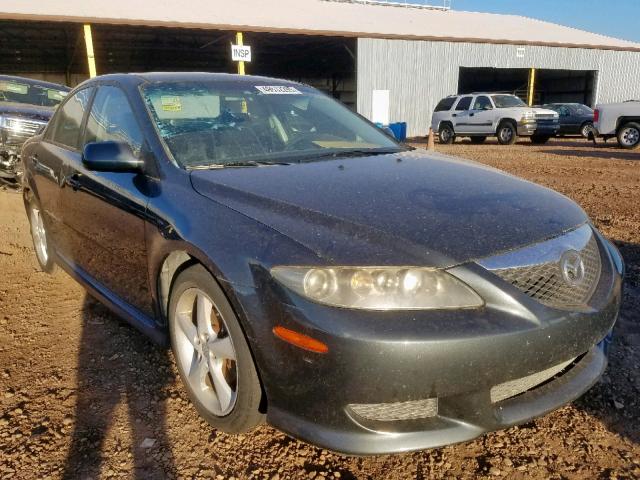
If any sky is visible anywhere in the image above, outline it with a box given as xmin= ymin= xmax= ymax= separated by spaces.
xmin=420 ymin=0 xmax=640 ymax=43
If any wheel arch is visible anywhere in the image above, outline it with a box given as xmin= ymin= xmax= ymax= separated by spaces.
xmin=496 ymin=117 xmax=517 ymax=133
xmin=156 ymin=248 xmax=269 ymax=413
xmin=616 ymin=117 xmax=640 ymax=132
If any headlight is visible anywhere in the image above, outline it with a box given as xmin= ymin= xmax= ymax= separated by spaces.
xmin=271 ymin=266 xmax=483 ymax=310
xmin=520 ymin=111 xmax=536 ymax=123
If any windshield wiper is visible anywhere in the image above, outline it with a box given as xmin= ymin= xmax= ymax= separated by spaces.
xmin=295 ymin=147 xmax=404 ymax=162
xmin=187 ymin=160 xmax=291 ymax=170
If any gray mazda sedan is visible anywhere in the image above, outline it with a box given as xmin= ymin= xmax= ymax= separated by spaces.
xmin=22 ymin=73 xmax=622 ymax=455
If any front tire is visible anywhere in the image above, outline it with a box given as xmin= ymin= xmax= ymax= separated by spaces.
xmin=438 ymin=124 xmax=455 ymax=144
xmin=530 ymin=135 xmax=551 ymax=145
xmin=617 ymin=122 xmax=640 ymax=149
xmin=169 ymin=264 xmax=264 ymax=433
xmin=27 ymin=196 xmax=56 ymax=273
xmin=497 ymin=121 xmax=517 ymax=145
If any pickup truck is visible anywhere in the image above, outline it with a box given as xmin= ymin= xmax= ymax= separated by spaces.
xmin=592 ymin=100 xmax=640 ymax=149
xmin=432 ymin=93 xmax=560 ymax=145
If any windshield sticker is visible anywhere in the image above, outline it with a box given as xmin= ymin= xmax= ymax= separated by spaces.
xmin=255 ymin=86 xmax=301 ymax=95
xmin=0 ymin=82 xmax=28 ymax=95
xmin=160 ymin=95 xmax=182 ymax=111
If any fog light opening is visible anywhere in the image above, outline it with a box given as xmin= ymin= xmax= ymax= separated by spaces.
xmin=272 ymin=326 xmax=329 ymax=354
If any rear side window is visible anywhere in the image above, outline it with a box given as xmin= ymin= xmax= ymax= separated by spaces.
xmin=84 ymin=86 xmax=144 ymax=156
xmin=48 ymin=87 xmax=94 ymax=149
xmin=455 ymin=96 xmax=472 ymax=111
xmin=434 ymin=97 xmax=456 ymax=112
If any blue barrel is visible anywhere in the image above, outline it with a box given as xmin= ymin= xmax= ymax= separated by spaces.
xmin=388 ymin=122 xmax=407 ymax=141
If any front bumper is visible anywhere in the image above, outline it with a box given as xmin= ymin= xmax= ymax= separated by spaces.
xmin=517 ymin=121 xmax=560 ymax=136
xmin=233 ymin=234 xmax=623 ymax=455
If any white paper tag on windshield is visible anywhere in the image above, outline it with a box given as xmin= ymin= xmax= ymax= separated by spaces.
xmin=255 ymin=85 xmax=301 ymax=95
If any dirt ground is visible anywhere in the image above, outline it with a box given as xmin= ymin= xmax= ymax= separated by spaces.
xmin=1 ymin=138 xmax=639 ymax=480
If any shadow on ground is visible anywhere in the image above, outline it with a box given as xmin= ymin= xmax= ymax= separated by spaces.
xmin=545 ymin=148 xmax=640 ymax=161
xmin=574 ymin=240 xmax=640 ymax=445
xmin=62 ymin=295 xmax=177 ymax=479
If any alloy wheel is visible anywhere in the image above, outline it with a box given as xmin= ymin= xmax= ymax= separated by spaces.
xmin=620 ymin=126 xmax=640 ymax=147
xmin=30 ymin=206 xmax=48 ymax=265
xmin=174 ymin=288 xmax=238 ymax=416
xmin=500 ymin=127 xmax=513 ymax=143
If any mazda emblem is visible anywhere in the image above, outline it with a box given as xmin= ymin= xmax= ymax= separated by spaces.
xmin=560 ymin=250 xmax=586 ymax=286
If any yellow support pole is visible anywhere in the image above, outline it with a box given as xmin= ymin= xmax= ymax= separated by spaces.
xmin=83 ymin=24 xmax=97 ymax=78
xmin=527 ymin=67 xmax=536 ymax=106
xmin=236 ymin=32 xmax=245 ymax=76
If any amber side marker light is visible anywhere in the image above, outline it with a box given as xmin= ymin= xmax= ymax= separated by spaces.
xmin=272 ymin=326 xmax=329 ymax=354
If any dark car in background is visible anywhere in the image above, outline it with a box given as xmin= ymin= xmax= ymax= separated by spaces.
xmin=542 ymin=103 xmax=595 ymax=137
xmin=21 ymin=73 xmax=622 ymax=455
xmin=0 ymin=75 xmax=69 ymax=180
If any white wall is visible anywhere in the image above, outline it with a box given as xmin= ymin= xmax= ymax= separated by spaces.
xmin=358 ymin=38 xmax=640 ymax=137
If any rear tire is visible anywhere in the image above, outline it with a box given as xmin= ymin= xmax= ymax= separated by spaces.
xmin=580 ymin=122 xmax=594 ymax=139
xmin=169 ymin=264 xmax=264 ymax=433
xmin=470 ymin=136 xmax=487 ymax=144
xmin=438 ymin=124 xmax=455 ymax=144
xmin=616 ymin=122 xmax=640 ymax=149
xmin=497 ymin=121 xmax=517 ymax=145
xmin=26 ymin=195 xmax=56 ymax=274
xmin=530 ymin=135 xmax=552 ymax=145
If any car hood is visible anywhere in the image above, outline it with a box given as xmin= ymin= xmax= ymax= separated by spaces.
xmin=0 ymin=102 xmax=54 ymax=122
xmin=532 ymin=108 xmax=560 ymax=117
xmin=190 ymin=150 xmax=587 ymax=267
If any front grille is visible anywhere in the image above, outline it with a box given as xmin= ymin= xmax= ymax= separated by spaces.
xmin=348 ymin=398 xmax=438 ymax=422
xmin=535 ymin=113 xmax=557 ymax=120
xmin=4 ymin=117 xmax=46 ymax=136
xmin=490 ymin=357 xmax=576 ymax=403
xmin=478 ymin=225 xmax=602 ymax=309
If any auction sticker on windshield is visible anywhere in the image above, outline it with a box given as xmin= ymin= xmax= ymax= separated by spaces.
xmin=255 ymin=86 xmax=301 ymax=95
xmin=160 ymin=95 xmax=182 ymax=111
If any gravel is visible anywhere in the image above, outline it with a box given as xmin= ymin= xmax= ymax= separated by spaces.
xmin=0 ymin=137 xmax=638 ymax=479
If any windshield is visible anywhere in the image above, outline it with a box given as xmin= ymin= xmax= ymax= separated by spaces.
xmin=491 ymin=95 xmax=527 ymax=108
xmin=0 ymin=79 xmax=69 ymax=107
xmin=141 ymin=81 xmax=401 ymax=167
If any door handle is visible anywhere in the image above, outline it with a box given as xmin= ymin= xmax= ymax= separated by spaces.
xmin=452 ymin=114 xmax=457 ymax=118
xmin=66 ymin=173 xmax=82 ymax=191
xmin=470 ymin=113 xmax=475 ymax=117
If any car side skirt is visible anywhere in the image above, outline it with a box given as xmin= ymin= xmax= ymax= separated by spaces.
xmin=55 ymin=250 xmax=167 ymax=346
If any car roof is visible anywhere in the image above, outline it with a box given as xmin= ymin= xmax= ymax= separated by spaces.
xmin=80 ymin=72 xmax=305 ymax=87
xmin=0 ymin=74 xmax=70 ymax=91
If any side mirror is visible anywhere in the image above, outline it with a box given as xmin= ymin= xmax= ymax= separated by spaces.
xmin=82 ymin=141 xmax=144 ymax=173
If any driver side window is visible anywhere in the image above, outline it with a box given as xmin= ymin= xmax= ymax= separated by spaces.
xmin=84 ymin=86 xmax=143 ymax=156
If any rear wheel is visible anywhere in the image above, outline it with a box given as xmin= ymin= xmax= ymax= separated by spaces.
xmin=438 ymin=124 xmax=455 ymax=144
xmin=530 ymin=135 xmax=552 ymax=145
xmin=497 ymin=121 xmax=517 ymax=145
xmin=470 ymin=136 xmax=487 ymax=144
xmin=169 ymin=264 xmax=264 ymax=433
xmin=27 ymin=196 xmax=56 ymax=273
xmin=617 ymin=122 xmax=640 ymax=149
xmin=580 ymin=122 xmax=594 ymax=138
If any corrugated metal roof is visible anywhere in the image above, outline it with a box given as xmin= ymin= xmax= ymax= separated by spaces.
xmin=2 ymin=0 xmax=639 ymax=51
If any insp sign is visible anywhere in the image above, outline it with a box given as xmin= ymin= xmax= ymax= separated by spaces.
xmin=231 ymin=45 xmax=252 ymax=62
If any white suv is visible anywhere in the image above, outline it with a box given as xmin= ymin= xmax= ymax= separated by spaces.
xmin=432 ymin=93 xmax=560 ymax=145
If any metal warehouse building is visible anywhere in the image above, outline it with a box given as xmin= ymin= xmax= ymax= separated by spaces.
xmin=2 ymin=0 xmax=640 ymax=136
